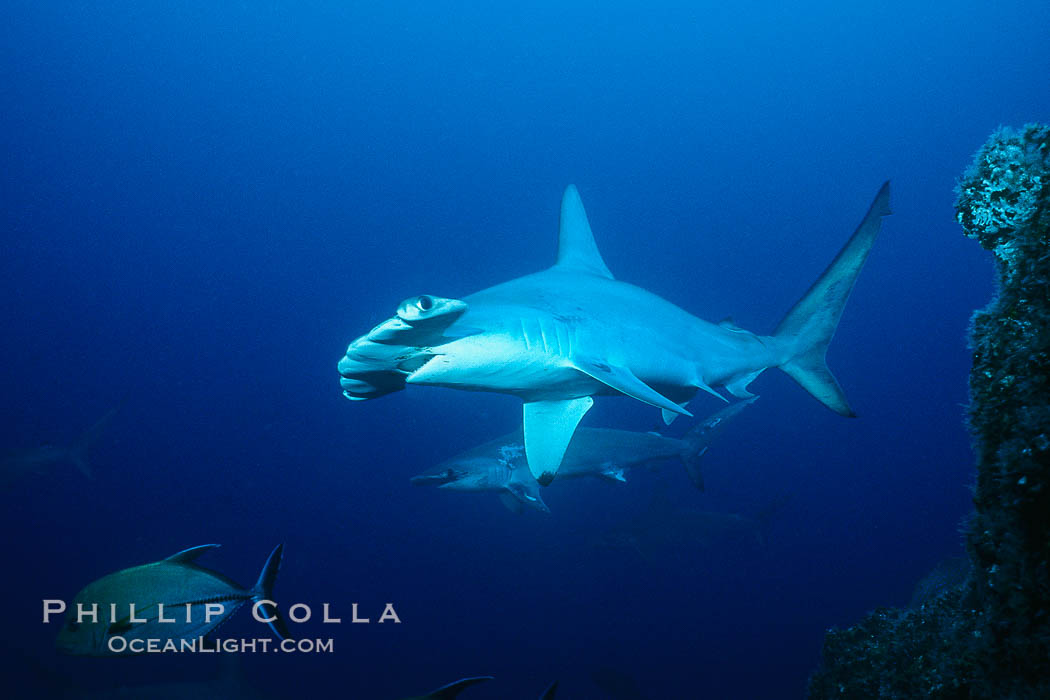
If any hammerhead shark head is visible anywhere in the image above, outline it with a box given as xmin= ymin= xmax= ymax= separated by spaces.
xmin=339 ymin=183 xmax=890 ymax=485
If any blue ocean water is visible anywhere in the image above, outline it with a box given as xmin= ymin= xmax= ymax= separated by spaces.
xmin=2 ymin=1 xmax=1048 ymax=697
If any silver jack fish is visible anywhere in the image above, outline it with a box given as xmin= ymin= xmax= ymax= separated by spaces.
xmin=339 ymin=184 xmax=890 ymax=485
xmin=411 ymin=399 xmax=756 ymax=513
xmin=55 ymin=544 xmax=289 ymax=656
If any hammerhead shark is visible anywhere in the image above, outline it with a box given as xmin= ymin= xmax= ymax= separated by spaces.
xmin=410 ymin=399 xmax=755 ymax=513
xmin=1 ymin=402 xmax=121 ymax=490
xmin=339 ymin=183 xmax=890 ymax=485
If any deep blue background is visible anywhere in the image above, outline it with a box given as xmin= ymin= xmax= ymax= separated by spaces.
xmin=2 ymin=2 xmax=1048 ymax=698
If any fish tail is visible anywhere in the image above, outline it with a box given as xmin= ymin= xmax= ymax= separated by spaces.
xmin=679 ymin=397 xmax=759 ymax=490
xmin=252 ymin=544 xmax=291 ymax=641
xmin=67 ymin=398 xmax=125 ymax=478
xmin=772 ymin=182 xmax=891 ymax=417
xmin=753 ymin=495 xmax=792 ymax=546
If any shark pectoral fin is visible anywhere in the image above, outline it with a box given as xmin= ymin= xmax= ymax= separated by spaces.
xmin=505 ymin=481 xmax=551 ymax=513
xmin=726 ymin=370 xmax=762 ymax=399
xmin=661 ymin=401 xmax=690 ymax=426
xmin=572 ymin=356 xmax=692 ymax=417
xmin=523 ymin=397 xmax=594 ymax=486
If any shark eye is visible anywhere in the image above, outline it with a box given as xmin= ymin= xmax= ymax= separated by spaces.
xmin=417 ymin=295 xmax=434 ymax=312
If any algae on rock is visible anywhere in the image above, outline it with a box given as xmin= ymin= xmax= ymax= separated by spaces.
xmin=809 ymin=124 xmax=1050 ymax=698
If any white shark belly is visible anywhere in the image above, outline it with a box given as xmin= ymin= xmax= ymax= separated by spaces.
xmin=405 ymin=312 xmax=605 ymax=400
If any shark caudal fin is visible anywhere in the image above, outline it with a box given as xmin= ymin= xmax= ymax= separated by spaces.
xmin=67 ymin=400 xmax=124 ymax=478
xmin=773 ymin=182 xmax=891 ymax=417
xmin=251 ymin=544 xmax=291 ymax=641
xmin=679 ymin=397 xmax=758 ymax=490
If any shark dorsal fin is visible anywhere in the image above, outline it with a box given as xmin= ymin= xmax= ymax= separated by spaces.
xmin=555 ymin=185 xmax=613 ymax=279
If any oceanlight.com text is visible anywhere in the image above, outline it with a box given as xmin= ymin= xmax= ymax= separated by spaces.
xmin=106 ymin=636 xmax=335 ymax=654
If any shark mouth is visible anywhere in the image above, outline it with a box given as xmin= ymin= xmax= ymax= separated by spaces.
xmin=337 ymin=329 xmax=438 ymax=401
xmin=339 ymin=295 xmax=471 ymax=401
xmin=397 ymin=353 xmax=433 ymax=374
xmin=409 ymin=468 xmax=461 ymax=487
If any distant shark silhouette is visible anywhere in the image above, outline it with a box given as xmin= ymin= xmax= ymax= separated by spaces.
xmin=599 ymin=492 xmax=789 ymax=560
xmin=1 ymin=402 xmax=121 ymax=489
xmin=399 ymin=676 xmax=557 ymax=699
xmin=339 ymin=184 xmax=890 ymax=485
xmin=411 ymin=399 xmax=756 ymax=513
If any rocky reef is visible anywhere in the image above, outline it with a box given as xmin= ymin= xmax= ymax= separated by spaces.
xmin=809 ymin=124 xmax=1050 ymax=699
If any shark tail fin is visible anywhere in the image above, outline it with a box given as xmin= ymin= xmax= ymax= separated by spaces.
xmin=70 ymin=454 xmax=93 ymax=479
xmin=67 ymin=399 xmax=125 ymax=479
xmin=773 ymin=182 xmax=891 ymax=417
xmin=252 ymin=544 xmax=292 ymax=641
xmin=679 ymin=397 xmax=759 ymax=490
xmin=752 ymin=495 xmax=792 ymax=547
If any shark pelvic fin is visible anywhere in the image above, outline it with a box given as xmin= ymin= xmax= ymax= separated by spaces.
xmin=726 ymin=370 xmax=762 ymax=399
xmin=573 ymin=355 xmax=693 ymax=417
xmin=554 ymin=185 xmax=614 ymax=279
xmin=523 ymin=396 xmax=594 ymax=486
xmin=505 ymin=480 xmax=550 ymax=513
xmin=662 ymin=401 xmax=690 ymax=426
xmin=695 ymin=378 xmax=729 ymax=403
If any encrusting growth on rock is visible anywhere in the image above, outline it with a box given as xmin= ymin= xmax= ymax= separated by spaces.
xmin=808 ymin=124 xmax=1050 ymax=698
